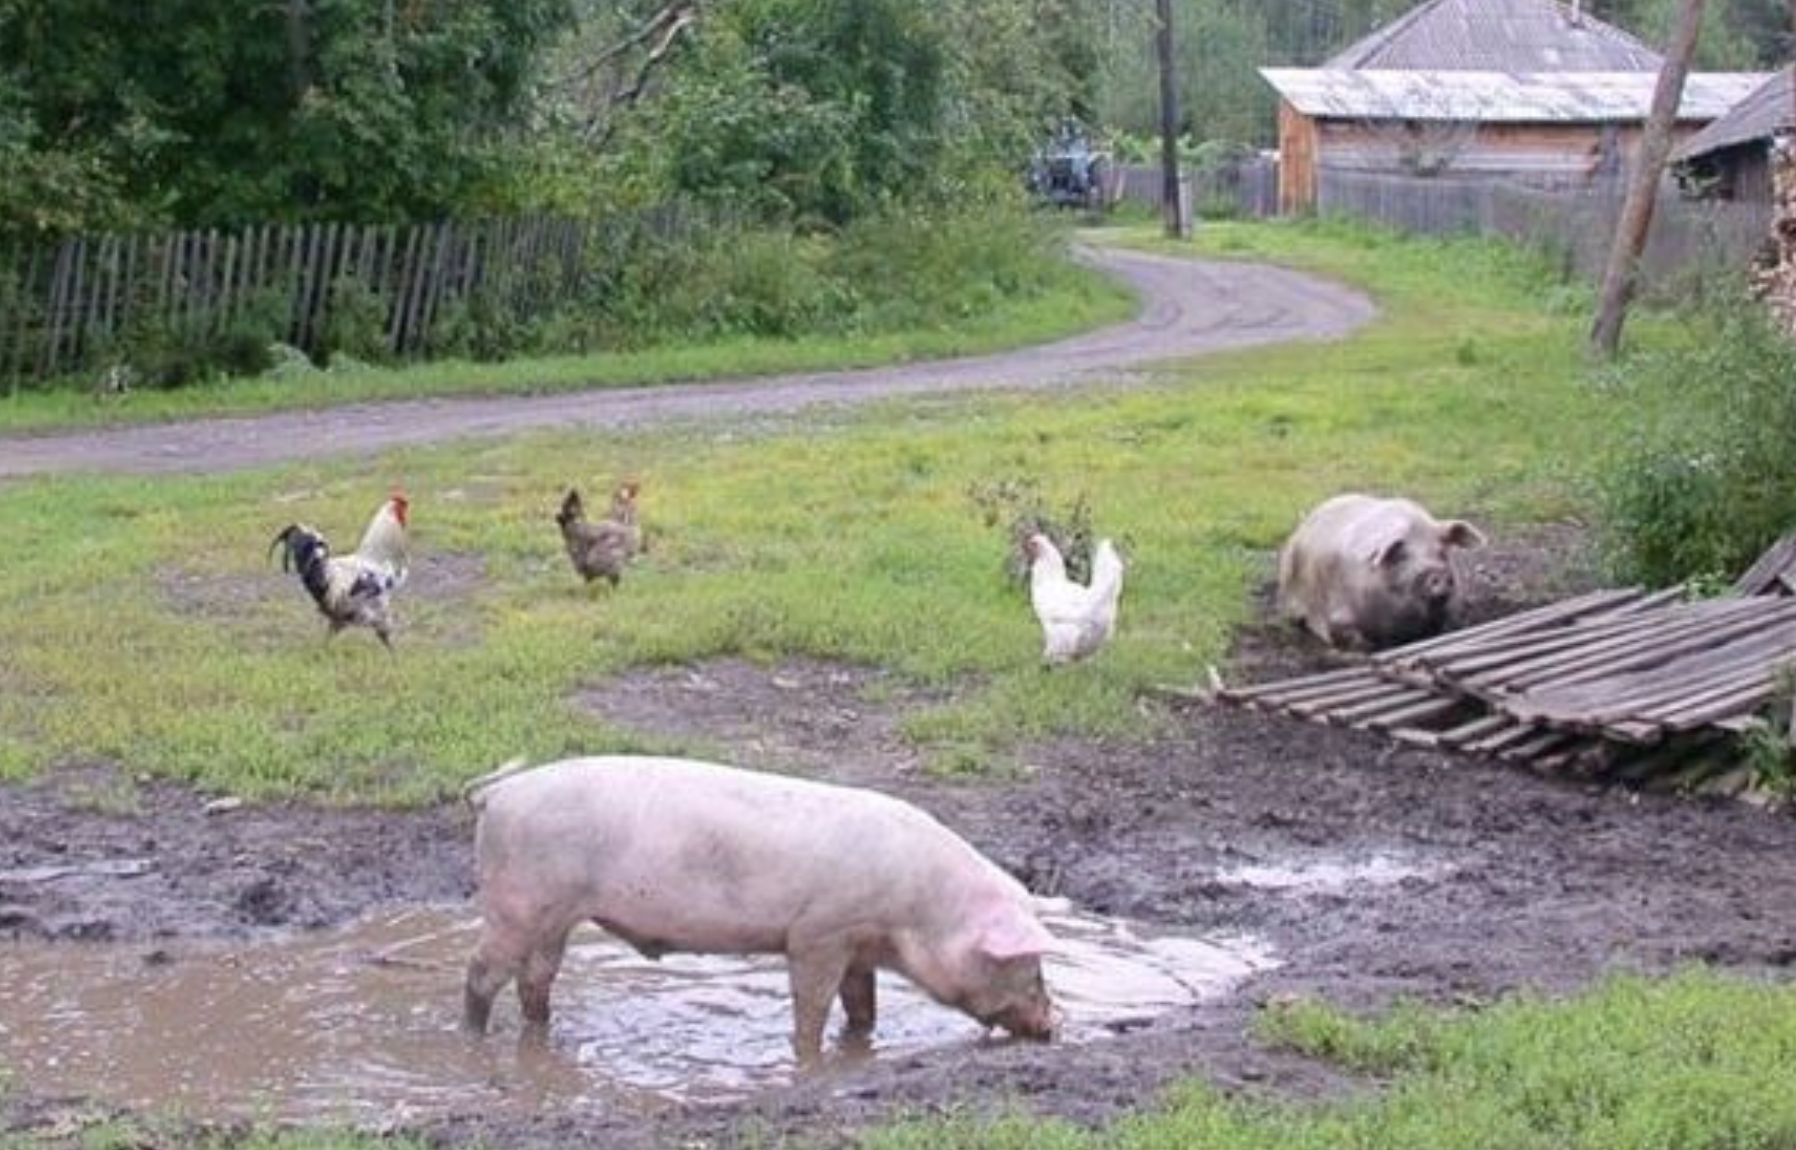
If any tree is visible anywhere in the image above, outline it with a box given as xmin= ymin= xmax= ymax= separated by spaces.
xmin=1590 ymin=0 xmax=1708 ymax=358
xmin=593 ymin=0 xmax=1092 ymax=223
xmin=0 ymin=0 xmax=579 ymax=231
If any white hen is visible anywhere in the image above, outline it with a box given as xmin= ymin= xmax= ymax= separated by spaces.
xmin=1024 ymin=533 xmax=1125 ymax=665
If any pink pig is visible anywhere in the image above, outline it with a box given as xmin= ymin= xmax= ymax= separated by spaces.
xmin=461 ymin=755 xmax=1059 ymax=1062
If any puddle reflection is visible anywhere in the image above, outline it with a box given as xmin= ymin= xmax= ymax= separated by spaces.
xmin=0 ymin=907 xmax=1274 ymax=1122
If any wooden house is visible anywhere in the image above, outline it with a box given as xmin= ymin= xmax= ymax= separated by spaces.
xmin=1261 ymin=0 xmax=1768 ymax=214
xmin=1672 ymin=66 xmax=1794 ymax=205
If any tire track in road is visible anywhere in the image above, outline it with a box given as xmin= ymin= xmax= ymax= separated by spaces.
xmin=0 ymin=248 xmax=1376 ymax=479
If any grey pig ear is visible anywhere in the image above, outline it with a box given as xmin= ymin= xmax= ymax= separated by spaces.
xmin=1442 ymin=520 xmax=1486 ymax=550
xmin=1370 ymin=537 xmax=1409 ymax=568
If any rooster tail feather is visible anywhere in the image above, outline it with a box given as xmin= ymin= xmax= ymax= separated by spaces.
xmin=269 ymin=526 xmax=297 ymax=569
xmin=272 ymin=524 xmax=334 ymax=610
xmin=557 ymin=488 xmax=586 ymax=529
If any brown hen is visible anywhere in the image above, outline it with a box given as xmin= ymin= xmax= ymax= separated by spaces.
xmin=557 ymin=481 xmax=642 ymax=589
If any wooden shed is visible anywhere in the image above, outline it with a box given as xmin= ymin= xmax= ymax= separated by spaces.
xmin=1672 ymin=65 xmax=1794 ymax=205
xmin=1261 ymin=0 xmax=1767 ymax=214
xmin=1264 ymin=68 xmax=1768 ymax=213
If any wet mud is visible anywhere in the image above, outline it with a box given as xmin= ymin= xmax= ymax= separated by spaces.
xmin=0 ymin=906 xmax=1270 ymax=1125
xmin=6 ymin=530 xmax=1796 ymax=1149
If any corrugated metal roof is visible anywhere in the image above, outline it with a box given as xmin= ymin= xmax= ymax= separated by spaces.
xmin=1326 ymin=0 xmax=1661 ymax=73
xmin=1673 ymin=66 xmax=1794 ymax=161
xmin=1261 ymin=68 xmax=1772 ymax=124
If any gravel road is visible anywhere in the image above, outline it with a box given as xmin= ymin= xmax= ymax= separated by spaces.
xmin=0 ymin=247 xmax=1375 ymax=478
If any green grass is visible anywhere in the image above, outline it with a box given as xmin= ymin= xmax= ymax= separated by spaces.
xmin=0 ymin=217 xmax=1608 ymax=800
xmin=0 ymin=254 xmax=1134 ymax=432
xmin=857 ymin=969 xmax=1796 ymax=1150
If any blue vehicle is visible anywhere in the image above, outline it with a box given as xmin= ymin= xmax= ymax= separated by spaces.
xmin=1027 ymin=122 xmax=1112 ymax=212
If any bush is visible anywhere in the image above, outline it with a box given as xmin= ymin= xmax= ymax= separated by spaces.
xmin=1592 ymin=293 xmax=1796 ymax=586
xmin=830 ymin=202 xmax=1061 ymax=331
xmin=967 ymin=474 xmax=1097 ymax=592
xmin=109 ymin=286 xmax=288 ymax=389
xmin=318 ymin=275 xmax=392 ymax=366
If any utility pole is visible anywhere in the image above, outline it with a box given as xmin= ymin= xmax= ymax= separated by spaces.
xmin=1155 ymin=0 xmax=1186 ymax=238
xmin=1589 ymin=0 xmax=1707 ymax=357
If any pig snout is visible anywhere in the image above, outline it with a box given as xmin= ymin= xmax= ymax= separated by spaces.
xmin=959 ymin=953 xmax=1057 ymax=1042
xmin=1410 ymin=563 xmax=1455 ymax=606
xmin=991 ymin=992 xmax=1059 ymax=1042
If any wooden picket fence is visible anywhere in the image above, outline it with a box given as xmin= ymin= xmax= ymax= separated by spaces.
xmin=0 ymin=205 xmax=716 ymax=391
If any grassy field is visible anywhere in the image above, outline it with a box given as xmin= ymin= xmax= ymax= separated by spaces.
xmin=0 ymin=218 xmax=1605 ymax=799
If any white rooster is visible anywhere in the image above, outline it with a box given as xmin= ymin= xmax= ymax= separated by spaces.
xmin=1023 ymin=532 xmax=1126 ymax=665
xmin=270 ymin=492 xmax=412 ymax=651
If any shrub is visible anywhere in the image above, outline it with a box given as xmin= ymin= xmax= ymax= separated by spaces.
xmin=318 ymin=275 xmax=392 ymax=366
xmin=830 ymin=202 xmax=1060 ymax=331
xmin=967 ymin=474 xmax=1097 ymax=591
xmin=111 ymin=285 xmax=288 ymax=388
xmin=1592 ymin=293 xmax=1796 ymax=586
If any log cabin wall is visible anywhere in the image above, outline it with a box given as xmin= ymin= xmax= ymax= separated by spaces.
xmin=1283 ymin=116 xmax=1706 ymax=199
xmin=1277 ymin=101 xmax=1320 ymax=214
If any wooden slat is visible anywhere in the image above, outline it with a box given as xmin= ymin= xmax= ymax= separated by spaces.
xmin=1215 ymin=666 xmax=1371 ymax=703
xmin=1375 ymin=587 xmax=1654 ymax=669
xmin=1479 ymin=598 xmax=1796 ymax=694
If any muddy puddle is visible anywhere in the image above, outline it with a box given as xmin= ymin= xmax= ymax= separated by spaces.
xmin=0 ymin=907 xmax=1276 ymax=1124
xmin=1215 ymin=852 xmax=1444 ymax=893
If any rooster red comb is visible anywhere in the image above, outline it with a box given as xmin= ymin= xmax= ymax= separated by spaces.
xmin=389 ymin=489 xmax=411 ymax=523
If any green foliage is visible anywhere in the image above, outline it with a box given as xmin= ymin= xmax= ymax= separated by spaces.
xmin=1738 ymin=667 xmax=1796 ymax=798
xmin=591 ymin=225 xmax=852 ymax=344
xmin=542 ymin=201 xmax=1073 ymax=352
xmin=1591 ymin=293 xmax=1796 ymax=586
xmin=317 ymin=276 xmax=391 ymax=367
xmin=106 ymin=287 xmax=290 ymax=390
xmin=0 ymin=0 xmax=578 ymax=232
xmin=967 ymin=475 xmax=1099 ymax=589
xmin=827 ymin=203 xmax=1065 ymax=330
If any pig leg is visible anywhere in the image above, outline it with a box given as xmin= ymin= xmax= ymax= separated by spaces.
xmin=464 ymin=934 xmax=526 ymax=1036
xmin=517 ymin=927 xmax=573 ymax=1034
xmin=838 ymin=964 xmax=877 ymax=1038
xmin=786 ymin=943 xmax=855 ymax=1064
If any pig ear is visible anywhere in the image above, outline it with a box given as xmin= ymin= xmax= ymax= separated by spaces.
xmin=1442 ymin=520 xmax=1486 ymax=550
xmin=978 ymin=914 xmax=1056 ymax=961
xmin=1370 ymin=538 xmax=1409 ymax=568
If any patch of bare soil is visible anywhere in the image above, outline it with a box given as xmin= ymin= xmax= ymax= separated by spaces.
xmin=7 ymin=526 xmax=1796 ymax=1148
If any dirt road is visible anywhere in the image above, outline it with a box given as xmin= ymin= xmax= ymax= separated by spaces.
xmin=0 ymin=248 xmax=1375 ymax=478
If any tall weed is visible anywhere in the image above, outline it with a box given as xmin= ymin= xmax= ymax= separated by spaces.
xmin=1591 ymin=292 xmax=1796 ymax=585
